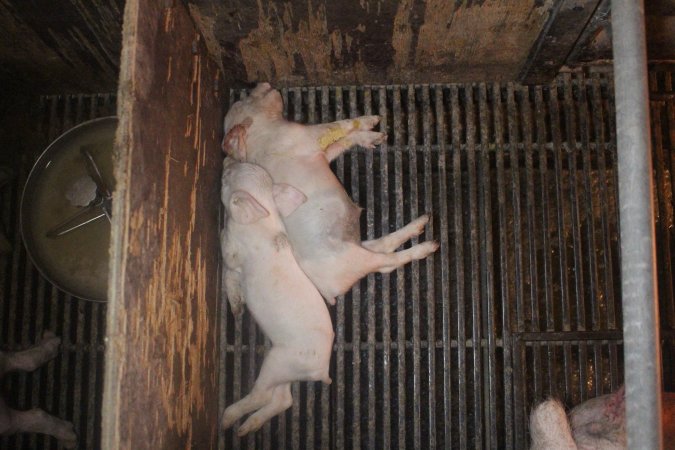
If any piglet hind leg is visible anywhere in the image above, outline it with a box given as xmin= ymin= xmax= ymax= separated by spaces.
xmin=315 ymin=240 xmax=439 ymax=298
xmin=222 ymin=346 xmax=331 ymax=431
xmin=365 ymin=240 xmax=439 ymax=274
xmin=362 ymin=214 xmax=431 ymax=253
xmin=1 ymin=331 xmax=60 ymax=374
xmin=529 ymin=399 xmax=577 ymax=450
xmin=8 ymin=408 xmax=77 ymax=448
xmin=237 ymin=383 xmax=293 ymax=437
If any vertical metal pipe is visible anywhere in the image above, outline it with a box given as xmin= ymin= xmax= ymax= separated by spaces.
xmin=611 ymin=0 xmax=663 ymax=447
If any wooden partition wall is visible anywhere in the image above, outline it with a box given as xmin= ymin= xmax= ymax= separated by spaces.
xmin=102 ymin=0 xmax=223 ymax=448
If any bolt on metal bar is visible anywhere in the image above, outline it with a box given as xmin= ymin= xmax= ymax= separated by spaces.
xmin=612 ymin=0 xmax=663 ymax=448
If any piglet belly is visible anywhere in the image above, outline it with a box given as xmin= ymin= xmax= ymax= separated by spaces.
xmin=285 ymin=191 xmax=361 ymax=250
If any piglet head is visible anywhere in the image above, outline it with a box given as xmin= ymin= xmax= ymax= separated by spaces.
xmin=221 ymin=158 xmax=306 ymax=224
xmin=222 ymin=82 xmax=284 ymax=161
xmin=221 ymin=158 xmax=270 ymax=224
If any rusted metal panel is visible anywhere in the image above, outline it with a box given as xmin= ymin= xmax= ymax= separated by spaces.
xmin=519 ymin=0 xmax=602 ymax=84
xmin=102 ymin=0 xmax=223 ymax=449
xmin=187 ymin=0 xmax=556 ymax=86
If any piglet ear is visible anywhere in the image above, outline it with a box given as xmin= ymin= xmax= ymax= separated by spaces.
xmin=272 ymin=183 xmax=307 ymax=217
xmin=222 ymin=117 xmax=253 ymax=160
xmin=229 ymin=190 xmax=269 ymax=224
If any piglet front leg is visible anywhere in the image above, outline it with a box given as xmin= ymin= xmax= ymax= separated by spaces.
xmin=0 ymin=331 xmax=60 ymax=375
xmin=0 ymin=331 xmax=77 ymax=448
xmin=1 ymin=404 xmax=77 ymax=449
xmin=310 ymin=115 xmax=386 ymax=161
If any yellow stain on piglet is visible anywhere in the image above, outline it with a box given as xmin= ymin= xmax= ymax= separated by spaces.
xmin=318 ymin=120 xmax=360 ymax=150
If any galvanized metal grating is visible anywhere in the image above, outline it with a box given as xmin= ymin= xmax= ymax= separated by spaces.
xmin=0 ymin=94 xmax=115 ymax=450
xmin=217 ymin=73 xmax=636 ymax=450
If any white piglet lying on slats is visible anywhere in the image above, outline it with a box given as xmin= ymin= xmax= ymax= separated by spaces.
xmin=220 ymin=158 xmax=334 ymax=436
xmin=223 ymin=82 xmax=439 ymax=304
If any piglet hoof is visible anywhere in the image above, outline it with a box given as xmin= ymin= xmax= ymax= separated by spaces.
xmin=40 ymin=331 xmax=61 ymax=358
xmin=355 ymin=115 xmax=380 ymax=130
xmin=237 ymin=417 xmax=262 ymax=437
xmin=418 ymin=240 xmax=440 ymax=258
xmin=229 ymin=302 xmax=244 ymax=317
xmin=412 ymin=214 xmax=431 ymax=235
xmin=59 ymin=423 xmax=77 ymax=449
xmin=360 ymin=131 xmax=386 ymax=149
xmin=324 ymin=297 xmax=336 ymax=306
xmin=221 ymin=410 xmax=239 ymax=430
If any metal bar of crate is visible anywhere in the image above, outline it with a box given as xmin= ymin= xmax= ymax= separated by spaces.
xmin=612 ymin=0 xmax=663 ymax=447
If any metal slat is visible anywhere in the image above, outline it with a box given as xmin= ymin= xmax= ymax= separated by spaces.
xmin=506 ymin=83 xmax=526 ymax=447
xmin=493 ymin=83 xmax=514 ymax=450
xmin=406 ymin=85 xmax=422 ymax=449
xmin=464 ymin=85 xmax=483 ymax=449
xmin=534 ymin=86 xmax=557 ymax=401
xmin=333 ymin=86 xmax=347 ymax=450
xmin=520 ymin=85 xmax=543 ymax=404
xmin=548 ymin=82 xmax=575 ymax=402
xmin=576 ymin=75 xmax=604 ymax=399
xmin=562 ymin=74 xmax=588 ymax=405
xmin=450 ymin=84 xmax=467 ymax=449
xmin=348 ymin=85 xmax=363 ymax=450
xmin=420 ymin=85 xmax=437 ymax=450
xmin=478 ymin=83 xmax=498 ymax=448
xmin=363 ymin=87 xmax=377 ymax=450
xmin=434 ymin=85 xmax=453 ymax=450
xmin=392 ymin=86 xmax=407 ymax=450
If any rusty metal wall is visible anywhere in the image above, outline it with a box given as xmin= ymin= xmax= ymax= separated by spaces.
xmin=0 ymin=94 xmax=115 ymax=450
xmin=218 ymin=72 xmax=638 ymax=449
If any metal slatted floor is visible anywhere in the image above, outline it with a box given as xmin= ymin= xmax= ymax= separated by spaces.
xmin=0 ymin=70 xmax=672 ymax=449
xmin=218 ymin=73 xmax=648 ymax=449
xmin=0 ymin=94 xmax=115 ymax=450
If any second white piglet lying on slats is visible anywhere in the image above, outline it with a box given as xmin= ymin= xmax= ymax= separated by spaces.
xmin=220 ymin=158 xmax=334 ymax=436
xmin=223 ymin=83 xmax=439 ymax=304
